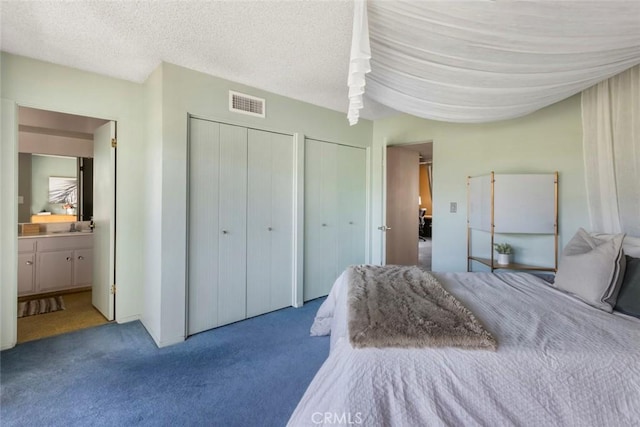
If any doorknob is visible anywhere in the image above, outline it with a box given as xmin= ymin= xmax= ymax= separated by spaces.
xmin=378 ymin=225 xmax=391 ymax=232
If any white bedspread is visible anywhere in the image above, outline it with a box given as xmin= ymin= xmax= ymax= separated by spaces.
xmin=289 ymin=272 xmax=640 ymax=427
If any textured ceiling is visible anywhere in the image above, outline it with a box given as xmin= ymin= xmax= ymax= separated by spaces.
xmin=0 ymin=0 xmax=396 ymax=120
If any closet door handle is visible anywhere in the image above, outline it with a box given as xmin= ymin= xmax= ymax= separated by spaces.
xmin=78 ymin=256 xmax=84 ymax=260
xmin=25 ymin=261 xmax=33 ymax=265
xmin=66 ymin=257 xmax=72 ymax=262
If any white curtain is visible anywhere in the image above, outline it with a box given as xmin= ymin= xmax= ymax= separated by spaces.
xmin=347 ymin=0 xmax=371 ymax=125
xmin=582 ymin=65 xmax=640 ymax=237
xmin=348 ymin=1 xmax=640 ymax=125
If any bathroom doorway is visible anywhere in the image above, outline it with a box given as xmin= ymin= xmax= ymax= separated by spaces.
xmin=16 ymin=106 xmax=116 ymax=343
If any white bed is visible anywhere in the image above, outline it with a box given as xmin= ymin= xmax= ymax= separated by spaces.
xmin=289 ymin=271 xmax=640 ymax=426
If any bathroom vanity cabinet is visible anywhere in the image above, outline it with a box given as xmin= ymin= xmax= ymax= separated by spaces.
xmin=18 ymin=233 xmax=94 ymax=296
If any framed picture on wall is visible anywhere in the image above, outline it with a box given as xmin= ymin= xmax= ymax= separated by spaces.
xmin=48 ymin=176 xmax=77 ymax=205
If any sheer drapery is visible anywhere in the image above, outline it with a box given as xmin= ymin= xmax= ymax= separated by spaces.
xmin=347 ymin=0 xmax=371 ymax=125
xmin=582 ymin=65 xmax=640 ymax=237
xmin=348 ymin=1 xmax=640 ymax=125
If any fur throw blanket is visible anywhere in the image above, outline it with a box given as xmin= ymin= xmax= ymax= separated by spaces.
xmin=348 ymin=265 xmax=497 ymax=350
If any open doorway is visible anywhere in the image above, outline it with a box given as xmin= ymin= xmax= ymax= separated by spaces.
xmin=16 ymin=106 xmax=116 ymax=343
xmin=384 ymin=142 xmax=433 ymax=270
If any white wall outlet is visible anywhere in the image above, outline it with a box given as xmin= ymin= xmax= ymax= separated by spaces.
xmin=450 ymin=202 xmax=457 ymax=213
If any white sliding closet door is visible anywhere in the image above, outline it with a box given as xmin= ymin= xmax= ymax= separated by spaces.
xmin=304 ymin=139 xmax=339 ymax=301
xmin=188 ymin=119 xmax=221 ymax=335
xmin=189 ymin=117 xmax=296 ymax=335
xmin=217 ymin=124 xmax=248 ymax=326
xmin=304 ymin=139 xmax=367 ymax=301
xmin=337 ymin=145 xmax=367 ymax=271
xmin=246 ymin=130 xmax=294 ymax=317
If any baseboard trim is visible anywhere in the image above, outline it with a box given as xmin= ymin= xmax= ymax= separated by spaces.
xmin=116 ymin=314 xmax=141 ymax=324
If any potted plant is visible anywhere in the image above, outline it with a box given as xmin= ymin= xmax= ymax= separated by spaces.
xmin=493 ymin=243 xmax=513 ymax=265
xmin=63 ymin=203 xmax=76 ymax=215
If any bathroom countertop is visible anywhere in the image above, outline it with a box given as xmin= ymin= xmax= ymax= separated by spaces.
xmin=18 ymin=230 xmax=94 ymax=239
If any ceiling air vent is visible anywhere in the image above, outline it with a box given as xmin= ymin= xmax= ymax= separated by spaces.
xmin=229 ymin=91 xmax=265 ymax=118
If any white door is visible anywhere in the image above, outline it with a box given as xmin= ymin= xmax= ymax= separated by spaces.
xmin=304 ymin=139 xmax=338 ymax=301
xmin=268 ymin=133 xmax=295 ymax=311
xmin=188 ymin=118 xmax=221 ymax=335
xmin=92 ymin=122 xmax=115 ymax=320
xmin=337 ymin=145 xmax=367 ymax=271
xmin=246 ymin=129 xmax=294 ymax=317
xmin=217 ymin=124 xmax=248 ymax=326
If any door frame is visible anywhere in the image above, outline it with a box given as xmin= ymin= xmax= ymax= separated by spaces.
xmin=381 ymin=139 xmax=434 ymax=266
xmin=6 ymin=101 xmax=117 ymax=346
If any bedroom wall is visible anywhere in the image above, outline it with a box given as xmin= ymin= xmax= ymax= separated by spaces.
xmin=0 ymin=52 xmax=146 ymax=349
xmin=1 ymin=98 xmax=18 ymax=350
xmin=152 ymin=62 xmax=373 ymax=346
xmin=371 ymin=94 xmax=588 ymax=272
xmin=141 ymin=64 xmax=164 ymax=344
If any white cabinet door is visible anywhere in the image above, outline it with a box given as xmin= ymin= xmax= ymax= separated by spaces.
xmin=304 ymin=139 xmax=339 ymax=301
xmin=74 ymin=248 xmax=93 ymax=287
xmin=246 ymin=129 xmax=294 ymax=317
xmin=337 ymin=145 xmax=367 ymax=271
xmin=217 ymin=123 xmax=248 ymax=326
xmin=18 ymin=253 xmax=36 ymax=296
xmin=188 ymin=118 xmax=221 ymax=335
xmin=38 ymin=250 xmax=74 ymax=293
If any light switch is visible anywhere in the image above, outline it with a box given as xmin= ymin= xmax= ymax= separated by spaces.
xmin=450 ymin=202 xmax=457 ymax=213
xmin=18 ymin=196 xmax=24 ymax=204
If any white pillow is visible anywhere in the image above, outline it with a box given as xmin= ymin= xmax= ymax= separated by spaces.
xmin=554 ymin=228 xmax=626 ymax=312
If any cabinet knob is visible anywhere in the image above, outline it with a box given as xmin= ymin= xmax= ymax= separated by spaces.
xmin=268 ymin=227 xmax=273 ymax=231
xmin=322 ymin=223 xmax=327 ymax=227
xmin=66 ymin=257 xmax=72 ymax=262
xmin=222 ymin=230 xmax=229 ymax=235
xmin=25 ymin=261 xmax=33 ymax=265
xmin=349 ymin=221 xmax=354 ymax=225
xmin=78 ymin=256 xmax=84 ymax=260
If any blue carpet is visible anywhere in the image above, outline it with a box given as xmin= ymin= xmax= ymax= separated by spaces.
xmin=1 ymin=298 xmax=328 ymax=426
